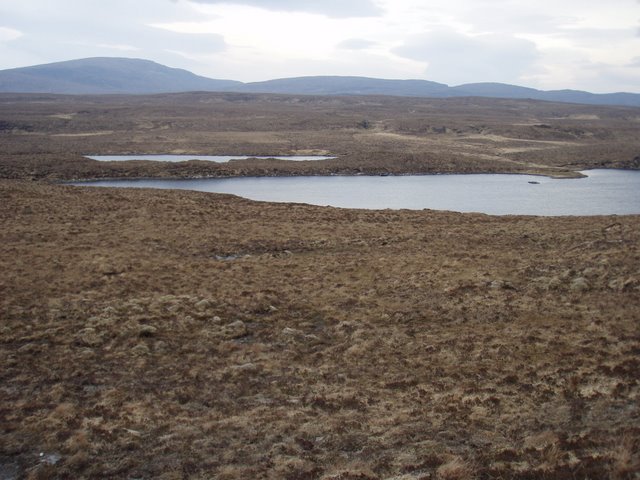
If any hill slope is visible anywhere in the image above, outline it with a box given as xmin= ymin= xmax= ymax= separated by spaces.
xmin=0 ymin=57 xmax=241 ymax=94
xmin=235 ymin=76 xmax=451 ymax=97
xmin=1 ymin=57 xmax=639 ymax=106
xmin=237 ymin=78 xmax=640 ymax=106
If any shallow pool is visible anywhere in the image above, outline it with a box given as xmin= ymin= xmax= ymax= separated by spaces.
xmin=71 ymin=169 xmax=640 ymax=216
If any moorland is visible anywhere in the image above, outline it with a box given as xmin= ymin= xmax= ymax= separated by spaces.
xmin=1 ymin=92 xmax=639 ymax=479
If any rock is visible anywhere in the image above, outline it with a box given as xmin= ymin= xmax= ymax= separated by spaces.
xmin=222 ymin=320 xmax=247 ymax=339
xmin=570 ymin=277 xmax=590 ymax=292
xmin=230 ymin=362 xmax=258 ymax=373
xmin=98 ymin=263 xmax=122 ymax=275
xmin=39 ymin=452 xmax=62 ymax=466
xmin=194 ymin=299 xmax=211 ymax=311
xmin=131 ymin=343 xmax=150 ymax=356
xmin=608 ymin=277 xmax=637 ymax=292
xmin=536 ymin=276 xmax=563 ymax=291
xmin=212 ymin=315 xmax=222 ymax=323
xmin=489 ymin=279 xmax=515 ymax=290
xmin=545 ymin=276 xmax=562 ymax=291
xmin=523 ymin=430 xmax=559 ymax=450
xmin=138 ymin=325 xmax=157 ymax=337
xmin=18 ymin=343 xmax=41 ymax=354
xmin=282 ymin=327 xmax=304 ymax=337
xmin=76 ymin=327 xmax=102 ymax=347
xmin=581 ymin=267 xmax=600 ymax=279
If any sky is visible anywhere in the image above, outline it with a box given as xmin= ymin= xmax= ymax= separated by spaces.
xmin=0 ymin=0 xmax=639 ymax=92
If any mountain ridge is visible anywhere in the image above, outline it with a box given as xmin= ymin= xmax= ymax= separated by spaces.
xmin=0 ymin=57 xmax=639 ymax=107
xmin=0 ymin=57 xmax=241 ymax=95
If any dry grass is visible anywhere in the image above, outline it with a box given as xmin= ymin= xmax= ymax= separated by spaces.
xmin=1 ymin=92 xmax=639 ymax=181
xmin=0 ymin=179 xmax=638 ymax=478
xmin=0 ymin=91 xmax=639 ymax=479
xmin=436 ymin=457 xmax=474 ymax=480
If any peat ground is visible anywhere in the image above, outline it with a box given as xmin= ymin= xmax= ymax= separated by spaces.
xmin=1 ymin=92 xmax=639 ymax=180
xmin=0 ymin=92 xmax=639 ymax=479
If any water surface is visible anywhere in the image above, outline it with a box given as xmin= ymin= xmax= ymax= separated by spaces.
xmin=72 ymin=169 xmax=640 ymax=216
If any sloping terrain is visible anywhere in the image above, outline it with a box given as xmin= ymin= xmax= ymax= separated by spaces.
xmin=0 ymin=91 xmax=639 ymax=479
xmin=1 ymin=92 xmax=639 ymax=182
xmin=1 ymin=57 xmax=639 ymax=106
xmin=1 ymin=180 xmax=639 ymax=479
xmin=0 ymin=58 xmax=241 ymax=95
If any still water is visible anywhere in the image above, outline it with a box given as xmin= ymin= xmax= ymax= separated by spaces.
xmin=73 ymin=169 xmax=640 ymax=216
xmin=86 ymin=155 xmax=335 ymax=162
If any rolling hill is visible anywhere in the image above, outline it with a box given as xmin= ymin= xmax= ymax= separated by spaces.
xmin=0 ymin=57 xmax=241 ymax=94
xmin=0 ymin=57 xmax=639 ymax=107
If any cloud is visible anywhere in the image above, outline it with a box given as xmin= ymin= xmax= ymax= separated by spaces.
xmin=394 ymin=29 xmax=539 ymax=85
xmin=627 ymin=57 xmax=640 ymax=67
xmin=204 ymin=45 xmax=427 ymax=81
xmin=187 ymin=0 xmax=382 ymax=18
xmin=337 ymin=38 xmax=377 ymax=50
xmin=8 ymin=26 xmax=226 ymax=68
xmin=459 ymin=8 xmax=570 ymax=35
xmin=581 ymin=61 xmax=640 ymax=92
xmin=0 ymin=0 xmax=225 ymax=70
xmin=0 ymin=26 xmax=23 ymax=42
xmin=555 ymin=26 xmax=639 ymax=46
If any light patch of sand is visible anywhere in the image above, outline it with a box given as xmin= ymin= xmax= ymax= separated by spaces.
xmin=465 ymin=134 xmax=579 ymax=146
xmin=569 ymin=114 xmax=600 ymax=120
xmin=498 ymin=147 xmax=549 ymax=154
xmin=292 ymin=149 xmax=332 ymax=156
xmin=51 ymin=131 xmax=113 ymax=137
xmin=362 ymin=131 xmax=439 ymax=144
xmin=548 ymin=114 xmax=600 ymax=120
xmin=49 ymin=113 xmax=76 ymax=120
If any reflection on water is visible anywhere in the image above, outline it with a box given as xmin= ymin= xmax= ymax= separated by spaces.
xmin=72 ymin=169 xmax=640 ymax=216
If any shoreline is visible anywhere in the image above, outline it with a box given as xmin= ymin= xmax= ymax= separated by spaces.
xmin=2 ymin=179 xmax=639 ymax=478
xmin=2 ymin=91 xmax=639 ymax=478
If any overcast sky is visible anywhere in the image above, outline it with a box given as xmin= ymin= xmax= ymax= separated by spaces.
xmin=0 ymin=0 xmax=639 ymax=92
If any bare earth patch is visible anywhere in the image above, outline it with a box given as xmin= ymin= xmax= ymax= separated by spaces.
xmin=51 ymin=131 xmax=114 ymax=137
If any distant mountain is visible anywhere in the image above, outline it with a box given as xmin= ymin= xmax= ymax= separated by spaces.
xmin=1 ymin=57 xmax=639 ymax=107
xmin=236 ymin=78 xmax=640 ymax=107
xmin=0 ymin=57 xmax=241 ymax=94
xmin=449 ymin=82 xmax=640 ymax=107
xmin=234 ymin=76 xmax=451 ymax=97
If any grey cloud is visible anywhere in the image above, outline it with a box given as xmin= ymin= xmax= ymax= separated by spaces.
xmin=394 ymin=29 xmax=539 ymax=85
xmin=9 ymin=25 xmax=225 ymax=64
xmin=461 ymin=9 xmax=570 ymax=35
xmin=627 ymin=57 xmax=640 ymax=67
xmin=0 ymin=0 xmax=225 ymax=69
xmin=337 ymin=38 xmax=377 ymax=50
xmin=556 ymin=26 xmax=638 ymax=45
xmin=188 ymin=0 xmax=382 ymax=18
xmin=581 ymin=61 xmax=640 ymax=93
xmin=145 ymin=28 xmax=226 ymax=54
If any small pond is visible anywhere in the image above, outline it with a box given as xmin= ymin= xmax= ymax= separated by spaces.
xmin=71 ymin=169 xmax=640 ymax=216
xmin=85 ymin=155 xmax=335 ymax=162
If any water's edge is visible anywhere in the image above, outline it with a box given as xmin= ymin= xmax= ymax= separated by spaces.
xmin=67 ymin=169 xmax=640 ymax=216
